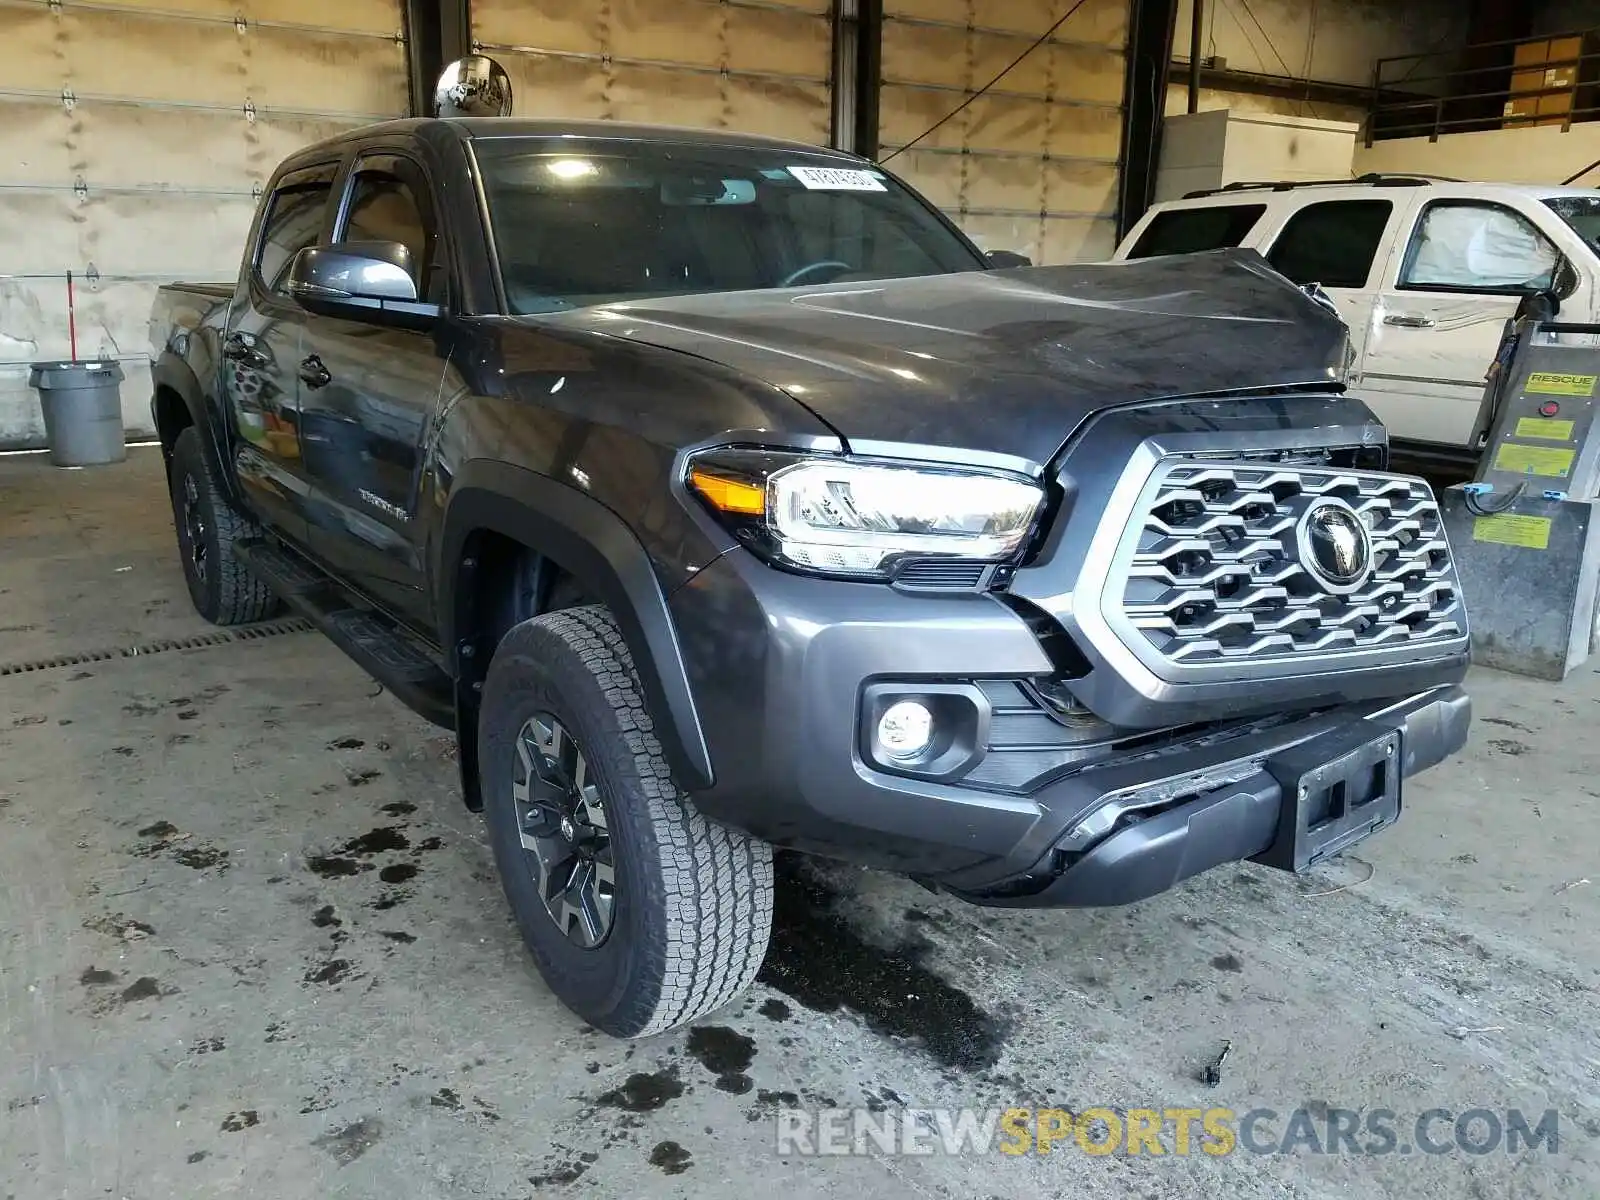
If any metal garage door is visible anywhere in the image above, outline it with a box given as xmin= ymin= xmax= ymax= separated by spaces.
xmin=471 ymin=0 xmax=833 ymax=146
xmin=0 ymin=0 xmax=408 ymax=448
xmin=880 ymin=0 xmax=1126 ymax=265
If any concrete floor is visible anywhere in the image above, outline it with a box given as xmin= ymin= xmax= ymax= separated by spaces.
xmin=1 ymin=447 xmax=1597 ymax=1199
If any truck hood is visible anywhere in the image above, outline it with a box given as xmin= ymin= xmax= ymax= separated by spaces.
xmin=545 ymin=248 xmax=1349 ymax=471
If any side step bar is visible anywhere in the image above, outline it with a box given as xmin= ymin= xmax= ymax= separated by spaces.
xmin=236 ymin=539 xmax=455 ymax=729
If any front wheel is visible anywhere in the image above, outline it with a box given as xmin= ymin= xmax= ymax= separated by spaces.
xmin=167 ymin=427 xmax=280 ymax=625
xmin=480 ymin=605 xmax=773 ymax=1037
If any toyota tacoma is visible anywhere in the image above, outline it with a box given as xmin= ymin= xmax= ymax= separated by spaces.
xmin=150 ymin=117 xmax=1471 ymax=1038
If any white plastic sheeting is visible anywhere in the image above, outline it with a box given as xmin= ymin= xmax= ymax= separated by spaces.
xmin=0 ymin=0 xmax=408 ymax=447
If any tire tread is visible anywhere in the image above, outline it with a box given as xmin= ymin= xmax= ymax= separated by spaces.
xmin=171 ymin=427 xmax=279 ymax=625
xmin=491 ymin=605 xmax=771 ymax=1037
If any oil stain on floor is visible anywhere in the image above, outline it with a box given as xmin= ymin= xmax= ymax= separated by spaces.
xmin=757 ymin=855 xmax=1012 ymax=1072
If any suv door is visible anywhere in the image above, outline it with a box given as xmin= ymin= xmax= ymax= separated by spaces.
xmin=225 ymin=162 xmax=339 ymax=541
xmin=1258 ymin=196 xmax=1405 ymax=377
xmin=1362 ymin=199 xmax=1564 ymax=448
xmin=297 ymin=151 xmax=449 ymax=628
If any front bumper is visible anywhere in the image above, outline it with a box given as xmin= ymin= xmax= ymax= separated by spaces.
xmin=948 ymin=684 xmax=1469 ymax=906
xmin=669 ymin=548 xmax=1470 ymax=907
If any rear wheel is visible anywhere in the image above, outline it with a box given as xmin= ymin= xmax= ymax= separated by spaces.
xmin=480 ymin=605 xmax=773 ymax=1037
xmin=168 ymin=427 xmax=280 ymax=625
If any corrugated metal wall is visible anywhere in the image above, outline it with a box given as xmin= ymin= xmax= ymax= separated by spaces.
xmin=0 ymin=0 xmax=408 ymax=447
xmin=880 ymin=0 xmax=1126 ymax=265
xmin=471 ymin=0 xmax=834 ymax=146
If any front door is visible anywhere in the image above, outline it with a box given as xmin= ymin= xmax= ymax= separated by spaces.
xmin=1359 ymin=199 xmax=1563 ymax=449
xmin=224 ymin=162 xmax=340 ymax=542
xmin=298 ymin=153 xmax=450 ymax=629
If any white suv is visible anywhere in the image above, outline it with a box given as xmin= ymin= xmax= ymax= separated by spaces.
xmin=1113 ymin=176 xmax=1600 ymax=458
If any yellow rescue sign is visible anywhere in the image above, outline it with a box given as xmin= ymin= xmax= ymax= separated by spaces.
xmin=1526 ymin=372 xmax=1598 ymax=397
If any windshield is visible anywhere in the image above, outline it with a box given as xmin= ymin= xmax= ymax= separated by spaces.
xmin=1545 ymin=195 xmax=1600 ymax=254
xmin=473 ymin=138 xmax=985 ymax=314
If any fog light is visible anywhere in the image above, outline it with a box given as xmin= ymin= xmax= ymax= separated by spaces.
xmin=877 ymin=700 xmax=933 ymax=759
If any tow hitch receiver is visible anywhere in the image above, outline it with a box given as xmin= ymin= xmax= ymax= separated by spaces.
xmin=1256 ymin=725 xmax=1402 ymax=873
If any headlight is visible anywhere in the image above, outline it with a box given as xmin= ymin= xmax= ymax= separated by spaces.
xmin=686 ymin=448 xmax=1045 ymax=580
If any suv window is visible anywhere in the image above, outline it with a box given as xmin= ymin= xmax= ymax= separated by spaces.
xmin=1266 ymin=199 xmax=1393 ymax=289
xmin=341 ymin=160 xmax=442 ymax=301
xmin=1126 ymin=205 xmax=1265 ymax=258
xmin=1546 ymin=195 xmax=1600 ymax=252
xmin=1401 ymin=201 xmax=1560 ymax=293
xmin=256 ymin=170 xmax=336 ymax=293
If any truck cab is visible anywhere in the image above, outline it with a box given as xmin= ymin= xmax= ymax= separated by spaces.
xmin=1113 ymin=176 xmax=1600 ymax=460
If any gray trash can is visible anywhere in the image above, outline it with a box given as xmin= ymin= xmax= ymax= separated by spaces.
xmin=29 ymin=360 xmax=126 ymax=467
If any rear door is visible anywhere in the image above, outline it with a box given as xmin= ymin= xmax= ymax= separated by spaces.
xmin=224 ymin=161 xmax=340 ymax=542
xmin=1361 ymin=198 xmax=1564 ymax=448
xmin=297 ymin=150 xmax=450 ymax=628
xmin=1257 ymin=197 xmax=1407 ymax=386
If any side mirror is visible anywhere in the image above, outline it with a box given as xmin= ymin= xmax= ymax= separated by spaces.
xmin=1553 ymin=257 xmax=1580 ymax=301
xmin=287 ymin=241 xmax=439 ymax=329
xmin=985 ymin=249 xmax=1032 ymax=269
xmin=1517 ymin=288 xmax=1560 ymax=322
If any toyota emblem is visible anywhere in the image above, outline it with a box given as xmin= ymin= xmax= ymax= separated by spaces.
xmin=1297 ymin=499 xmax=1373 ymax=593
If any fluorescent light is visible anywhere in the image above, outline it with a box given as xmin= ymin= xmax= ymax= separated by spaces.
xmin=546 ymin=158 xmax=596 ymax=180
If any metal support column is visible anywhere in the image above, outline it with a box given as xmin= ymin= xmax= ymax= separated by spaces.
xmin=831 ymin=0 xmax=860 ymax=152
xmin=852 ymin=0 xmax=882 ymax=160
xmin=403 ymin=0 xmax=473 ymax=118
xmin=1187 ymin=0 xmax=1204 ymax=113
xmin=1117 ymin=0 xmax=1179 ymax=239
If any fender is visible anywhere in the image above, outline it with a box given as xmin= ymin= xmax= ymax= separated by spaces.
xmin=151 ymin=351 xmax=243 ymax=508
xmin=438 ymin=459 xmax=714 ymax=792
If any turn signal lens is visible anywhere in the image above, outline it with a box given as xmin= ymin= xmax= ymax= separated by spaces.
xmin=689 ymin=468 xmax=766 ymax=515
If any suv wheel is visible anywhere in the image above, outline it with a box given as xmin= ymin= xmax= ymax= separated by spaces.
xmin=480 ymin=605 xmax=773 ymax=1037
xmin=167 ymin=427 xmax=280 ymax=625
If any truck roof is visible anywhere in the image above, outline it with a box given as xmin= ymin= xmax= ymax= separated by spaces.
xmin=292 ymin=117 xmax=865 ymax=163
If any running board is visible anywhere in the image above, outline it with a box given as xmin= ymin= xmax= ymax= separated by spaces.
xmin=236 ymin=540 xmax=455 ymax=728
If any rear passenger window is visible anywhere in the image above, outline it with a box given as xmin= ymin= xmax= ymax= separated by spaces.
xmin=1266 ymin=199 xmax=1393 ymax=289
xmin=1127 ymin=205 xmax=1266 ymax=258
xmin=255 ymin=175 xmax=335 ymax=294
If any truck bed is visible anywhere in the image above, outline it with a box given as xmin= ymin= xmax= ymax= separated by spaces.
xmin=149 ymin=281 xmax=234 ymax=362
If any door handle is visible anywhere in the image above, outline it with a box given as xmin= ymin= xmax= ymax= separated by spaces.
xmin=298 ymin=354 xmax=332 ymax=389
xmin=222 ymin=333 xmax=267 ymax=366
xmin=1383 ymin=313 xmax=1436 ymax=329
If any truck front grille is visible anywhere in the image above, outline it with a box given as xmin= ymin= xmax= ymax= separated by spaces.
xmin=1116 ymin=461 xmax=1463 ymax=665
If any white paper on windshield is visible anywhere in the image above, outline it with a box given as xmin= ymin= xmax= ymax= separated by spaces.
xmin=788 ymin=166 xmax=886 ymax=192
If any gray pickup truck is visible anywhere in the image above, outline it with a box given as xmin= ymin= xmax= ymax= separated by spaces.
xmin=150 ymin=116 xmax=1471 ymax=1038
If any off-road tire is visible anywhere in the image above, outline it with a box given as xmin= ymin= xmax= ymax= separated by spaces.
xmin=480 ymin=605 xmax=773 ymax=1037
xmin=168 ymin=426 xmax=280 ymax=625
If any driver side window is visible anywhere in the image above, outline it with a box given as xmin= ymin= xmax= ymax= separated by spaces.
xmin=340 ymin=158 xmax=445 ymax=304
xmin=1400 ymin=201 xmax=1559 ymax=293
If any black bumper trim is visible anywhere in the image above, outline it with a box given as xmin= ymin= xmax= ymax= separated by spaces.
xmin=949 ymin=684 xmax=1470 ymax=908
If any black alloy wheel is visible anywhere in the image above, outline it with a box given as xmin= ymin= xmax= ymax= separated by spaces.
xmin=512 ymin=712 xmax=616 ymax=948
xmin=179 ymin=471 xmax=209 ymax=587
